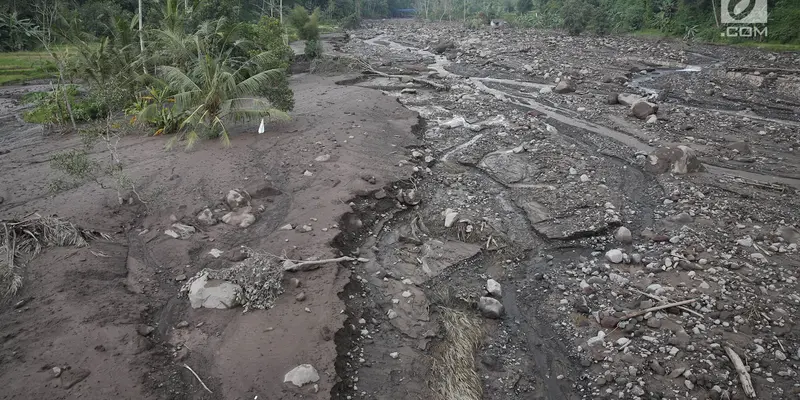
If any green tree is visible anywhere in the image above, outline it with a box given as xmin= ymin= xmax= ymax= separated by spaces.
xmin=516 ymin=0 xmax=533 ymax=14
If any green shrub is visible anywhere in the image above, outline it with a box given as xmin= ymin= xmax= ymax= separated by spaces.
xmin=341 ymin=13 xmax=361 ymax=29
xmin=304 ymin=39 xmax=323 ymax=59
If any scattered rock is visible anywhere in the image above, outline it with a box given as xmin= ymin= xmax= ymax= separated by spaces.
xmin=617 ymin=93 xmax=646 ymax=106
xmin=197 ymin=208 xmax=217 ymax=225
xmin=176 ymin=321 xmax=189 ymax=328
xmin=390 ymin=352 xmax=399 ymax=359
xmin=222 ymin=206 xmax=256 ymax=228
xmin=208 ymin=248 xmax=224 ymax=258
xmin=315 ymin=154 xmax=331 ymax=162
xmin=443 ymin=209 xmax=459 ymax=228
xmin=631 ymin=101 xmax=658 ymax=119
xmin=188 ymin=273 xmax=243 ymax=309
xmin=295 ymin=292 xmax=306 ymax=302
xmin=52 ymin=366 xmax=62 ymax=377
xmin=433 ymin=40 xmax=455 ymax=54
xmin=284 ymin=364 xmax=320 ymax=387
xmin=614 ymin=227 xmax=632 ymax=244
xmin=478 ymin=296 xmax=504 ymax=319
xmin=137 ymin=325 xmax=155 ymax=336
xmin=554 ymin=79 xmax=576 ymax=93
xmin=645 ymin=146 xmax=704 ymax=174
xmin=61 ymin=368 xmax=91 ymax=389
xmin=486 ymin=279 xmax=502 ymax=297
xmin=374 ymin=189 xmax=387 ymax=199
xmin=606 ymin=249 xmax=624 ymax=263
xmin=226 ymin=189 xmax=248 ymax=209
xmin=279 ymin=224 xmax=294 ymax=230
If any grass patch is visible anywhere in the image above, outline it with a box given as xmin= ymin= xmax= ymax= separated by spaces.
xmin=430 ymin=303 xmax=484 ymax=400
xmin=0 ymin=50 xmax=58 ymax=85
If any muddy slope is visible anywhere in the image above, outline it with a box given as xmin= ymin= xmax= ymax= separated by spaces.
xmin=0 ymin=74 xmax=419 ymax=399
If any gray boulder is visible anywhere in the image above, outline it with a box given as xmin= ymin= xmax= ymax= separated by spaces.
xmin=617 ymin=93 xmax=646 ymax=106
xmin=631 ymin=101 xmax=658 ymax=119
xmin=554 ymin=79 xmax=576 ymax=94
xmin=188 ymin=273 xmax=243 ymax=309
xmin=283 ymin=364 xmax=320 ymax=387
xmin=645 ymin=146 xmax=704 ymax=175
xmin=478 ymin=296 xmax=504 ymax=319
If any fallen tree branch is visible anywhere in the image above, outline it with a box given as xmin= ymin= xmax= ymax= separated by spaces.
xmin=620 ymin=298 xmax=697 ymax=321
xmin=283 ymin=256 xmax=370 ymax=272
xmin=183 ymin=364 xmax=213 ymax=394
xmin=629 ymin=288 xmax=704 ymax=318
xmin=724 ymin=346 xmax=756 ymax=398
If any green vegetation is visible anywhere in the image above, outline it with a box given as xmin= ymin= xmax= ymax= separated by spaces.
xmin=411 ymin=0 xmax=800 ymax=46
xmin=0 ymin=50 xmax=57 ymax=85
xmin=2 ymin=0 xmax=308 ymax=150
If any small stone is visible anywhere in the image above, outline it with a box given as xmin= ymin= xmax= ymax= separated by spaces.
xmin=684 ymin=379 xmax=694 ymax=390
xmin=226 ymin=189 xmax=248 ymax=209
xmin=580 ymin=174 xmax=590 ymax=182
xmin=197 ymin=208 xmax=217 ymax=225
xmin=387 ymin=309 xmax=398 ymax=319
xmin=301 ymin=225 xmax=313 ymax=232
xmin=605 ymin=249 xmax=624 ymax=263
xmin=374 ymin=189 xmax=387 ymax=199
xmin=290 ymin=278 xmax=301 ymax=288
xmin=208 ymin=248 xmax=223 ymax=258
xmin=775 ymin=350 xmax=787 ymax=361
xmin=175 ymin=274 xmax=187 ymax=281
xmin=600 ymin=315 xmax=620 ymax=329
xmin=296 ymin=292 xmax=306 ymax=302
xmin=279 ymin=224 xmax=294 ymax=230
xmin=137 ymin=325 xmax=155 ymax=336
xmin=650 ymin=360 xmax=665 ymax=375
xmin=389 ymin=352 xmax=399 ymax=359
xmin=614 ymin=227 xmax=632 ymax=244
xmin=486 ymin=279 xmax=502 ymax=297
xmin=284 ymin=364 xmax=320 ymax=387
xmin=52 ymin=367 xmax=62 ymax=377
xmin=315 ymin=154 xmax=331 ymax=162
xmin=443 ymin=209 xmax=459 ymax=228
xmin=176 ymin=321 xmax=189 ymax=328
xmin=303 ymin=170 xmax=313 ymax=176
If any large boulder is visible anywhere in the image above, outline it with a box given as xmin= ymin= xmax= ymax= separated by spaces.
xmin=631 ymin=101 xmax=658 ymax=119
xmin=188 ymin=273 xmax=243 ymax=309
xmin=478 ymin=296 xmax=504 ymax=319
xmin=479 ymin=152 xmax=528 ymax=185
xmin=554 ymin=79 xmax=576 ymax=94
xmin=645 ymin=146 xmax=704 ymax=174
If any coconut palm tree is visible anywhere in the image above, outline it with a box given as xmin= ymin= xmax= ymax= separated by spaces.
xmin=156 ymin=49 xmax=289 ymax=149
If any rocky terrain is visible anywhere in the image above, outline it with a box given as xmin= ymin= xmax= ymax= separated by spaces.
xmin=1 ymin=18 xmax=799 ymax=400
xmin=328 ymin=20 xmax=800 ymax=400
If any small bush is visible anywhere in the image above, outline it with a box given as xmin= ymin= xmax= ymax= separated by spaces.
xmin=341 ymin=13 xmax=361 ymax=29
xmin=23 ymin=86 xmax=108 ymax=124
xmin=304 ymin=39 xmax=323 ymax=59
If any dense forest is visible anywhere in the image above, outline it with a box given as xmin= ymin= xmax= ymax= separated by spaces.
xmin=2 ymin=0 xmax=798 ymax=52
